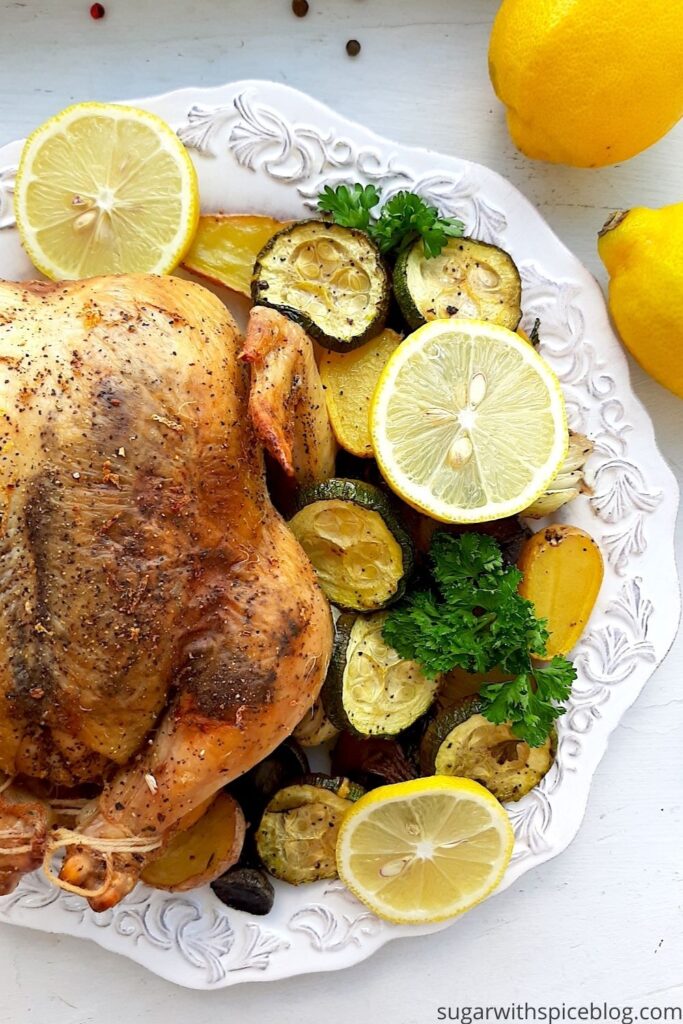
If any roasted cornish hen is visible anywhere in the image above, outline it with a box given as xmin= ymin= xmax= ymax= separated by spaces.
xmin=0 ymin=275 xmax=333 ymax=909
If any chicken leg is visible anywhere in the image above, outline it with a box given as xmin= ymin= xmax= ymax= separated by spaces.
xmin=0 ymin=777 xmax=50 ymax=894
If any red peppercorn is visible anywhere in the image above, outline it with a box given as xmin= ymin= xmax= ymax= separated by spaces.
xmin=90 ymin=3 xmax=105 ymax=19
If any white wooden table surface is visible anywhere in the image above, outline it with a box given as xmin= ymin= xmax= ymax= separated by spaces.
xmin=0 ymin=2 xmax=682 ymax=1021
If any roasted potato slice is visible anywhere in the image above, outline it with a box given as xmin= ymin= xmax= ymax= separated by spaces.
xmin=142 ymin=793 xmax=245 ymax=892
xmin=182 ymin=214 xmax=287 ymax=297
xmin=518 ymin=525 xmax=604 ymax=657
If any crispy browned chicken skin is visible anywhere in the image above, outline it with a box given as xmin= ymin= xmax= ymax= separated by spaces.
xmin=243 ymin=306 xmax=337 ymax=486
xmin=0 ymin=275 xmax=333 ymax=909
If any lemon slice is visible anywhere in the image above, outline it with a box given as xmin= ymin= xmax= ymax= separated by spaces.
xmin=15 ymin=102 xmax=199 ymax=280
xmin=369 ymin=319 xmax=567 ymax=523
xmin=336 ymin=777 xmax=514 ymax=924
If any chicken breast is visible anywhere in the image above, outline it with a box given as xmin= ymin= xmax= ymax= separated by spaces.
xmin=0 ymin=275 xmax=333 ymax=908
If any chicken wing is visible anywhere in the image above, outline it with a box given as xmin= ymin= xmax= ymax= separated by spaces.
xmin=242 ymin=306 xmax=337 ymax=486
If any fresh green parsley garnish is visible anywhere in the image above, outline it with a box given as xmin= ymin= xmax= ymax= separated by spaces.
xmin=370 ymin=191 xmax=465 ymax=258
xmin=317 ymin=183 xmax=465 ymax=258
xmin=318 ymin=183 xmax=381 ymax=232
xmin=383 ymin=533 xmax=576 ymax=746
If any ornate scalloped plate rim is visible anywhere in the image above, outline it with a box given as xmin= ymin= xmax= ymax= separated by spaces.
xmin=0 ymin=80 xmax=679 ymax=990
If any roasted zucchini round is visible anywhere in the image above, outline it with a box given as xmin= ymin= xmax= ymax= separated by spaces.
xmin=288 ymin=479 xmax=415 ymax=611
xmin=255 ymin=780 xmax=360 ymax=885
xmin=323 ymin=612 xmax=438 ymax=737
xmin=251 ymin=220 xmax=390 ymax=351
xmin=393 ymin=237 xmax=522 ymax=330
xmin=420 ymin=697 xmax=555 ymax=803
xmin=298 ymin=772 xmax=366 ymax=802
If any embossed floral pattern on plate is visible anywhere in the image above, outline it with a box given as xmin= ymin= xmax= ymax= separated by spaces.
xmin=0 ymin=81 xmax=679 ymax=989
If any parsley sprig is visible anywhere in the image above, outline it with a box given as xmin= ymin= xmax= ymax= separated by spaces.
xmin=383 ymin=533 xmax=576 ymax=746
xmin=318 ymin=183 xmax=380 ymax=231
xmin=317 ymin=183 xmax=464 ymax=258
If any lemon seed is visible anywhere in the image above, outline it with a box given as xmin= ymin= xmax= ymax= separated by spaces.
xmin=448 ymin=435 xmax=473 ymax=468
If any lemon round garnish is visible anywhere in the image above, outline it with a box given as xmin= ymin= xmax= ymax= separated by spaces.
xmin=336 ymin=776 xmax=514 ymax=924
xmin=369 ymin=318 xmax=567 ymax=523
xmin=15 ymin=102 xmax=199 ymax=280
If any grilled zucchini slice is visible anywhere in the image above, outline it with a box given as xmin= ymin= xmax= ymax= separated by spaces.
xmin=299 ymin=773 xmax=366 ymax=802
xmin=288 ymin=479 xmax=414 ymax=611
xmin=251 ymin=220 xmax=389 ymax=351
xmin=420 ymin=697 xmax=555 ymax=803
xmin=255 ymin=779 xmax=361 ymax=884
xmin=394 ymin=237 xmax=522 ymax=330
xmin=323 ymin=612 xmax=438 ymax=737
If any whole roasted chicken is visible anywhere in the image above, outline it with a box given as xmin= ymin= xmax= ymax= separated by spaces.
xmin=0 ymin=275 xmax=333 ymax=908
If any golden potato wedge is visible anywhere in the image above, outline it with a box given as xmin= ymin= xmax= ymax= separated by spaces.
xmin=142 ymin=792 xmax=245 ymax=892
xmin=518 ymin=525 xmax=604 ymax=657
xmin=182 ymin=214 xmax=288 ymax=297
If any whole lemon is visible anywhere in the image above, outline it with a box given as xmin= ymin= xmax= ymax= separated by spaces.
xmin=598 ymin=204 xmax=683 ymax=398
xmin=489 ymin=0 xmax=683 ymax=167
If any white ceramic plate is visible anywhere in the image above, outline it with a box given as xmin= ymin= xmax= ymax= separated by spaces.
xmin=0 ymin=80 xmax=679 ymax=989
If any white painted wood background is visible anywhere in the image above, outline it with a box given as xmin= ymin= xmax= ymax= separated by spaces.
xmin=0 ymin=1 xmax=681 ymax=1020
